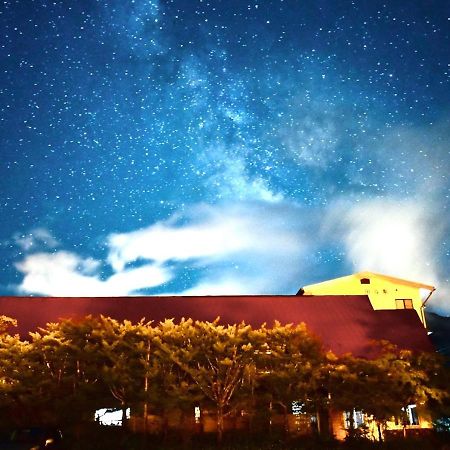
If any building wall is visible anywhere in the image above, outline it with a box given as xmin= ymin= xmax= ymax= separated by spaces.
xmin=303 ymin=273 xmax=433 ymax=326
xmin=329 ymin=407 xmax=433 ymax=442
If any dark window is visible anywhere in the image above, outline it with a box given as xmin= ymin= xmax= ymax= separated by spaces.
xmin=360 ymin=278 xmax=370 ymax=285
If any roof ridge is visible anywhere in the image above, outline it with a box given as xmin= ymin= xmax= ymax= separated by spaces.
xmin=355 ymin=271 xmax=435 ymax=291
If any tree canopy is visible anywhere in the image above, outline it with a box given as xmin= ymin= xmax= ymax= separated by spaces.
xmin=0 ymin=314 xmax=448 ymax=442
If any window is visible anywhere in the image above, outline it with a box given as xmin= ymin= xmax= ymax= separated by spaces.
xmin=344 ymin=410 xmax=365 ymax=429
xmin=404 ymin=299 xmax=413 ymax=309
xmin=360 ymin=278 xmax=370 ymax=285
xmin=292 ymin=401 xmax=305 ymax=415
xmin=95 ymin=408 xmax=130 ymax=426
xmin=405 ymin=404 xmax=419 ymax=425
xmin=194 ymin=406 xmax=201 ymax=424
xmin=395 ymin=299 xmax=414 ymax=309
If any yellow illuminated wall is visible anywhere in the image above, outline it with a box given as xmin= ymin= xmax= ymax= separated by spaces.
xmin=331 ymin=406 xmax=433 ymax=441
xmin=302 ymin=272 xmax=435 ymax=327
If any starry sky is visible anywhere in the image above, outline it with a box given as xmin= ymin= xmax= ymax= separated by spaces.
xmin=1 ymin=0 xmax=449 ymax=315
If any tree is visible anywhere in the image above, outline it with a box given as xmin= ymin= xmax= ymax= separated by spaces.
xmin=328 ymin=341 xmax=450 ymax=441
xmin=26 ymin=317 xmax=113 ymax=425
xmin=0 ymin=318 xmax=35 ymax=427
xmin=0 ymin=315 xmax=17 ymax=335
xmin=91 ymin=316 xmax=157 ymax=425
xmin=154 ymin=319 xmax=261 ymax=443
xmin=255 ymin=322 xmax=324 ymax=434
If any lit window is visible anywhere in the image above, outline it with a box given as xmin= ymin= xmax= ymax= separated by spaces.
xmin=395 ymin=299 xmax=414 ymax=309
xmin=292 ymin=401 xmax=305 ymax=415
xmin=95 ymin=408 xmax=130 ymax=426
xmin=404 ymin=299 xmax=413 ymax=309
xmin=343 ymin=410 xmax=365 ymax=428
xmin=405 ymin=404 xmax=419 ymax=425
xmin=194 ymin=406 xmax=201 ymax=424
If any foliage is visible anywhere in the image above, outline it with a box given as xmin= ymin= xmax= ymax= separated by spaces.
xmin=154 ymin=319 xmax=263 ymax=442
xmin=0 ymin=315 xmax=17 ymax=335
xmin=326 ymin=341 xmax=450 ymax=441
xmin=0 ymin=314 xmax=448 ymax=444
xmin=254 ymin=322 xmax=325 ymax=431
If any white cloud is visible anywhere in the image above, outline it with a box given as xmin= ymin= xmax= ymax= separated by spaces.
xmin=330 ymin=198 xmax=436 ymax=282
xmin=13 ymin=197 xmax=450 ymax=316
xmin=13 ymin=228 xmax=59 ymax=251
xmin=325 ymin=196 xmax=449 ymax=314
xmin=15 ymin=201 xmax=311 ymax=298
xmin=15 ymin=251 xmax=171 ymax=297
xmin=108 ymin=202 xmax=296 ymax=272
xmin=153 ymin=202 xmax=312 ymax=296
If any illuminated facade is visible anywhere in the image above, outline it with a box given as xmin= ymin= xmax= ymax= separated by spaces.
xmin=302 ymin=271 xmax=435 ymax=327
xmin=0 ymin=279 xmax=437 ymax=440
xmin=328 ymin=404 xmax=434 ymax=441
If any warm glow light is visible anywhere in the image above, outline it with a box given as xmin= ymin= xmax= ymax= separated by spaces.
xmin=95 ymin=408 xmax=130 ymax=426
xmin=194 ymin=406 xmax=201 ymax=424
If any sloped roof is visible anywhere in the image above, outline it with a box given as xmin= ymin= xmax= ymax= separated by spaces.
xmin=356 ymin=271 xmax=435 ymax=291
xmin=304 ymin=271 xmax=435 ymax=292
xmin=0 ymin=295 xmax=434 ymax=357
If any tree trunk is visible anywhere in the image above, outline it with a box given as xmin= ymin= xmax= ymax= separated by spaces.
xmin=317 ymin=407 xmax=331 ymax=438
xmin=143 ymin=340 xmax=150 ymax=435
xmin=347 ymin=409 xmax=355 ymax=440
xmin=122 ymin=404 xmax=128 ymax=427
xmin=269 ymin=401 xmax=273 ymax=436
xmin=217 ymin=404 xmax=224 ymax=445
xmin=377 ymin=421 xmax=383 ymax=442
xmin=281 ymin=403 xmax=289 ymax=437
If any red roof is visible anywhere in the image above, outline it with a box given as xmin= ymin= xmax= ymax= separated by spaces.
xmin=0 ymin=295 xmax=434 ymax=357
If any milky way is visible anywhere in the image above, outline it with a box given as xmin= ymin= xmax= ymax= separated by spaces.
xmin=1 ymin=1 xmax=449 ymax=313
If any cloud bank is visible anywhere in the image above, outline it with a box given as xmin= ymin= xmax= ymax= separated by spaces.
xmin=15 ymin=251 xmax=171 ymax=297
xmin=14 ymin=201 xmax=312 ymax=298
xmin=13 ymin=195 xmax=449 ymax=315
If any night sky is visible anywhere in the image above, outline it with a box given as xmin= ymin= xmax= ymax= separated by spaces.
xmin=1 ymin=1 xmax=449 ymax=315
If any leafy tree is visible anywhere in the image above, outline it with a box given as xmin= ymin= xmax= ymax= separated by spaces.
xmin=0 ymin=319 xmax=35 ymax=427
xmin=27 ymin=317 xmax=112 ymax=425
xmin=328 ymin=341 xmax=450 ymax=441
xmin=155 ymin=319 xmax=261 ymax=443
xmin=0 ymin=315 xmax=17 ymax=335
xmin=0 ymin=312 xmax=447 ymax=446
xmin=255 ymin=322 xmax=324 ymax=433
xmin=91 ymin=316 xmax=157 ymax=424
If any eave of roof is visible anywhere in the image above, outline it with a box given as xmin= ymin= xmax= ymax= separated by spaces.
xmin=303 ymin=271 xmax=435 ymax=291
xmin=356 ymin=271 xmax=435 ymax=291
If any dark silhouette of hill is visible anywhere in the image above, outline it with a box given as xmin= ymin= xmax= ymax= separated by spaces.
xmin=426 ymin=311 xmax=450 ymax=358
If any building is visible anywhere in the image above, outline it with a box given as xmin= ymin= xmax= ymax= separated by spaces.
xmin=0 ymin=294 xmax=433 ymax=358
xmin=302 ymin=271 xmax=435 ymax=327
xmin=0 ymin=273 xmax=437 ymax=440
